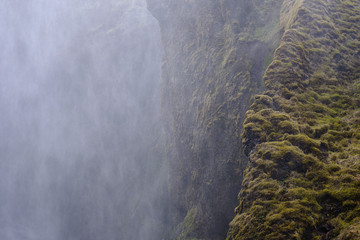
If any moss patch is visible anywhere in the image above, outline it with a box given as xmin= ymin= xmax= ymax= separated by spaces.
xmin=228 ymin=0 xmax=360 ymax=239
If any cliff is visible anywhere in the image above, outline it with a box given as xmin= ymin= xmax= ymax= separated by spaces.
xmin=147 ymin=0 xmax=284 ymax=238
xmin=147 ymin=0 xmax=360 ymax=239
xmin=229 ymin=0 xmax=360 ymax=239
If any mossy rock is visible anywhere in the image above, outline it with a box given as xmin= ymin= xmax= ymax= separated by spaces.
xmin=229 ymin=0 xmax=360 ymax=239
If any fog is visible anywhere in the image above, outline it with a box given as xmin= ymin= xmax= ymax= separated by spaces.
xmin=0 ymin=0 xmax=166 ymax=239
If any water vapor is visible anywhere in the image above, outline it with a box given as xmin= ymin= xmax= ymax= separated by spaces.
xmin=0 ymin=0 xmax=165 ymax=239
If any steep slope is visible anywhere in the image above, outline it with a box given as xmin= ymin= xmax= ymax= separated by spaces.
xmin=147 ymin=0 xmax=360 ymax=239
xmin=147 ymin=0 xmax=284 ymax=239
xmin=228 ymin=0 xmax=360 ymax=239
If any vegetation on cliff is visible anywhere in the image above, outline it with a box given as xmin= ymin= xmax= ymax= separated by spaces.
xmin=147 ymin=0 xmax=360 ymax=238
xmin=228 ymin=0 xmax=360 ymax=239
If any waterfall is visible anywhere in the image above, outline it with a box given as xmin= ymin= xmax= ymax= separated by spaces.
xmin=0 ymin=1 xmax=166 ymax=239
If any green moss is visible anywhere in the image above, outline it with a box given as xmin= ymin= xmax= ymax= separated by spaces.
xmin=313 ymin=124 xmax=329 ymax=138
xmin=269 ymin=113 xmax=290 ymax=123
xmin=281 ymin=87 xmax=295 ymax=99
xmin=254 ymin=94 xmax=273 ymax=107
xmin=176 ymin=207 xmax=200 ymax=240
xmin=327 ymin=164 xmax=341 ymax=173
xmin=285 ymin=134 xmax=323 ymax=157
xmin=229 ymin=0 xmax=360 ymax=239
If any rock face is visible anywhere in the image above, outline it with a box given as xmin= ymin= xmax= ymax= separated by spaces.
xmin=148 ymin=0 xmax=360 ymax=239
xmin=147 ymin=0 xmax=284 ymax=239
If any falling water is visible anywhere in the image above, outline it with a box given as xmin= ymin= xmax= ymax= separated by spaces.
xmin=0 ymin=0 xmax=166 ymax=239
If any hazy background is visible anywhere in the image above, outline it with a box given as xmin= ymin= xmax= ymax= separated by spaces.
xmin=0 ymin=0 xmax=167 ymax=239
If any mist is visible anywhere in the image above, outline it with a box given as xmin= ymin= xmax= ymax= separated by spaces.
xmin=0 ymin=1 xmax=166 ymax=239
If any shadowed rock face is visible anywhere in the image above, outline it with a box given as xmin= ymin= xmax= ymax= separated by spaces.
xmin=147 ymin=0 xmax=284 ymax=239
